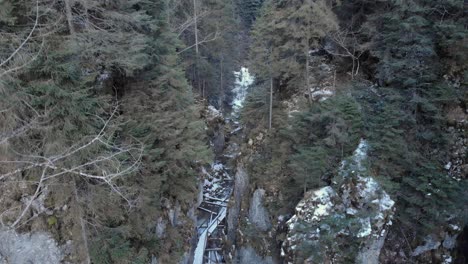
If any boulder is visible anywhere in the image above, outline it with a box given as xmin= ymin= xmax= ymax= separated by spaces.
xmin=238 ymin=246 xmax=275 ymax=264
xmin=0 ymin=229 xmax=63 ymax=264
xmin=282 ymin=140 xmax=395 ymax=263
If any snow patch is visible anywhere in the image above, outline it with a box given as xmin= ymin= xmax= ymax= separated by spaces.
xmin=357 ymin=218 xmax=372 ymax=238
xmin=311 ymin=89 xmax=334 ymax=102
xmin=443 ymin=255 xmax=453 ymax=264
xmin=311 ymin=187 xmax=335 ymax=221
xmin=206 ymin=105 xmax=223 ymax=121
xmin=444 ymin=162 xmax=452 ymax=170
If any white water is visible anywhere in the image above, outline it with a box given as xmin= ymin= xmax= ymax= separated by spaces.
xmin=231 ymin=67 xmax=254 ymax=116
xmin=194 ymin=68 xmax=253 ymax=264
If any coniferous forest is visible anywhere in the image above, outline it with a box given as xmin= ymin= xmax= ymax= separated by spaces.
xmin=0 ymin=0 xmax=466 ymax=263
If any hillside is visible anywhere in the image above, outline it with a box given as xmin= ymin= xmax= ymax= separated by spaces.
xmin=0 ymin=0 xmax=466 ymax=263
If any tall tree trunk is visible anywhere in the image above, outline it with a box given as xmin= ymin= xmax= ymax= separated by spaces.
xmin=269 ymin=77 xmax=273 ymax=130
xmin=81 ymin=0 xmax=89 ymax=30
xmin=72 ymin=178 xmax=90 ymax=264
xmin=64 ymin=0 xmax=75 ymax=36
xmin=304 ymin=178 xmax=307 ymax=194
xmin=193 ymin=0 xmax=200 ymax=92
xmin=306 ymin=50 xmax=312 ymax=104
xmin=219 ymin=57 xmax=224 ymax=110
xmin=193 ymin=0 xmax=199 ymax=56
xmin=333 ymin=69 xmax=337 ymax=88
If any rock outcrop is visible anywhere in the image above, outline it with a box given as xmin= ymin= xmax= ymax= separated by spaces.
xmin=249 ymin=188 xmax=272 ymax=232
xmin=0 ymin=229 xmax=63 ymax=264
xmin=227 ymin=164 xmax=249 ymax=243
xmin=282 ymin=140 xmax=395 ymax=264
xmin=238 ymin=246 xmax=274 ymax=264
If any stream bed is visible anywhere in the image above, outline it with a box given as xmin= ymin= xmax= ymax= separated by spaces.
xmin=193 ymin=68 xmax=253 ymax=264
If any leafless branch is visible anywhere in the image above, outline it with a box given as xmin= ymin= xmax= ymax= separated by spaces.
xmin=0 ymin=105 xmax=144 ymax=228
xmin=326 ymin=30 xmax=365 ymax=79
xmin=177 ymin=30 xmax=221 ymax=54
xmin=0 ymin=38 xmax=45 ymax=78
xmin=0 ymin=0 xmax=40 ymax=69
xmin=174 ymin=11 xmax=210 ymax=37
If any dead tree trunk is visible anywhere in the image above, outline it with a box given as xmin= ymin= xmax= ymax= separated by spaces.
xmin=306 ymin=50 xmax=312 ymax=104
xmin=269 ymin=77 xmax=273 ymax=130
xmin=64 ymin=0 xmax=75 ymax=36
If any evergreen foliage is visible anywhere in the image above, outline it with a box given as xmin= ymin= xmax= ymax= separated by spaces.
xmin=250 ymin=0 xmax=338 ymax=93
xmin=0 ymin=0 xmax=216 ymax=262
xmin=0 ymin=0 xmax=467 ymax=262
xmin=358 ymin=0 xmax=467 ymax=233
xmin=235 ymin=0 xmax=264 ymax=28
xmin=245 ymin=0 xmax=467 ymax=259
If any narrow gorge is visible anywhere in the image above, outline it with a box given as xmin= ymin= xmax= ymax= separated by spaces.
xmin=0 ymin=1 xmax=466 ymax=264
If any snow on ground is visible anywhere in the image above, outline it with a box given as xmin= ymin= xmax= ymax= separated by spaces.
xmin=311 ymin=89 xmax=334 ymax=102
xmin=310 ymin=186 xmax=336 ymax=221
xmin=357 ymin=218 xmax=372 ymax=238
xmin=208 ymin=105 xmax=222 ymax=117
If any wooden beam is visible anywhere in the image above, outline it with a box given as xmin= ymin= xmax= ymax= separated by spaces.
xmin=203 ymin=201 xmax=227 ymax=207
xmin=204 ymin=195 xmax=228 ymax=202
xmin=198 ymin=207 xmax=218 ymax=215
xmin=205 ymin=248 xmax=223 ymax=251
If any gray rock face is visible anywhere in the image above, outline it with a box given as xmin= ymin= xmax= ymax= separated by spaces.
xmin=156 ymin=217 xmax=166 ymax=238
xmin=178 ymin=252 xmax=191 ymax=264
xmin=234 ymin=165 xmax=249 ymax=202
xmin=282 ymin=140 xmax=395 ymax=263
xmin=356 ymin=231 xmax=388 ymax=264
xmin=197 ymin=180 xmax=204 ymax=207
xmin=0 ymin=229 xmax=63 ymax=264
xmin=227 ymin=164 xmax=249 ymax=242
xmin=168 ymin=201 xmax=181 ymax=227
xmin=249 ymin=188 xmax=271 ymax=232
xmin=411 ymin=235 xmax=441 ymax=257
xmin=442 ymin=233 xmax=458 ymax=249
xmin=213 ymin=128 xmax=225 ymax=155
xmin=238 ymin=246 xmax=275 ymax=264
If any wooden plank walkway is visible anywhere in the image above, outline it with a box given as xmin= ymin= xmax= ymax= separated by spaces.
xmin=193 ymin=189 xmax=232 ymax=264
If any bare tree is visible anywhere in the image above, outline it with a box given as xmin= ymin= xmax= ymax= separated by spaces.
xmin=0 ymin=0 xmax=42 ymax=77
xmin=177 ymin=30 xmax=220 ymax=55
xmin=64 ymin=0 xmax=76 ymax=36
xmin=327 ymin=29 xmax=365 ymax=80
xmin=0 ymin=105 xmax=144 ymax=229
xmin=193 ymin=0 xmax=199 ymax=56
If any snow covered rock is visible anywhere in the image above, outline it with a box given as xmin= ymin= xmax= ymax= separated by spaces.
xmin=411 ymin=235 xmax=441 ymax=257
xmin=282 ymin=140 xmax=395 ymax=264
xmin=206 ymin=105 xmax=223 ymax=121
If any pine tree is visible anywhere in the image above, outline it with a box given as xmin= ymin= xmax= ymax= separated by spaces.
xmin=250 ymin=0 xmax=338 ymax=94
xmin=358 ymin=0 xmax=467 ymax=234
xmin=1 ymin=1 xmax=214 ymax=262
xmin=289 ymin=146 xmax=327 ymax=193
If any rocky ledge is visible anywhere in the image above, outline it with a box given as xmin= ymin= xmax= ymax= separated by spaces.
xmin=282 ymin=140 xmax=395 ymax=264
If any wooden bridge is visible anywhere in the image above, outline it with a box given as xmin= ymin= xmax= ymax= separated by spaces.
xmin=193 ymin=191 xmax=232 ymax=264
